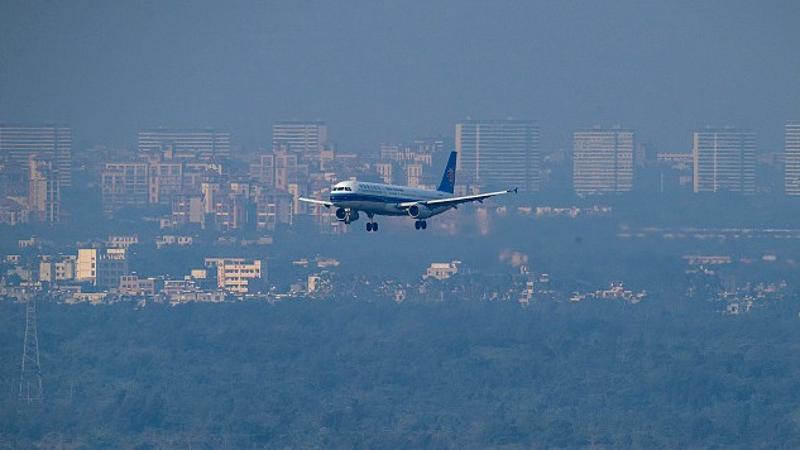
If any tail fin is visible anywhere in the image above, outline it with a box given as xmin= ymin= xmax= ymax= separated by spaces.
xmin=437 ymin=151 xmax=457 ymax=193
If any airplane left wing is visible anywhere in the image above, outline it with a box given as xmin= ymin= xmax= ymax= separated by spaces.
xmin=299 ymin=197 xmax=333 ymax=208
xmin=398 ymin=188 xmax=517 ymax=209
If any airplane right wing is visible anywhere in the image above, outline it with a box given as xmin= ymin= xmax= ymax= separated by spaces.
xmin=397 ymin=188 xmax=517 ymax=209
xmin=299 ymin=197 xmax=333 ymax=208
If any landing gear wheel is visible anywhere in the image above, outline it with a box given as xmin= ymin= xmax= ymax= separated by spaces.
xmin=414 ymin=221 xmax=420 ymax=230
xmin=366 ymin=223 xmax=373 ymax=232
xmin=373 ymin=222 xmax=378 ymax=231
xmin=421 ymin=220 xmax=427 ymax=230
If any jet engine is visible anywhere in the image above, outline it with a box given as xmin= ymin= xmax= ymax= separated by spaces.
xmin=335 ymin=207 xmax=359 ymax=223
xmin=407 ymin=203 xmax=434 ymax=219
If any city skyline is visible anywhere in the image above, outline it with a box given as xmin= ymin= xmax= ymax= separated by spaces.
xmin=3 ymin=3 xmax=800 ymax=448
xmin=1 ymin=1 xmax=798 ymax=153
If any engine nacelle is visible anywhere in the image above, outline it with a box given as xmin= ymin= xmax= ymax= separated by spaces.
xmin=335 ymin=207 xmax=359 ymax=223
xmin=407 ymin=203 xmax=434 ymax=219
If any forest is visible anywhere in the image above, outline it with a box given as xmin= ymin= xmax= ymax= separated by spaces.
xmin=1 ymin=295 xmax=800 ymax=449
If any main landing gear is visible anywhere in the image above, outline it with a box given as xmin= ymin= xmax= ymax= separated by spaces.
xmin=414 ymin=220 xmax=427 ymax=230
xmin=366 ymin=214 xmax=378 ymax=232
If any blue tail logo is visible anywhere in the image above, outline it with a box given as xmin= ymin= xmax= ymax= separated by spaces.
xmin=437 ymin=151 xmax=457 ymax=193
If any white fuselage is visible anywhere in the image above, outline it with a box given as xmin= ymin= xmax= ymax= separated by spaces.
xmin=329 ymin=180 xmax=450 ymax=217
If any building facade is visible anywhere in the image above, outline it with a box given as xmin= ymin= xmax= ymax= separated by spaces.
xmin=138 ymin=129 xmax=231 ymax=161
xmin=205 ymin=257 xmax=264 ymax=294
xmin=0 ymin=125 xmax=72 ymax=186
xmin=272 ymin=122 xmax=328 ymax=157
xmin=786 ymin=122 xmax=800 ymax=196
xmin=101 ymin=162 xmax=149 ymax=215
xmin=27 ymin=156 xmax=61 ymax=222
xmin=572 ymin=129 xmax=634 ymax=195
xmin=693 ymin=129 xmax=756 ymax=193
xmin=455 ymin=120 xmax=540 ymax=193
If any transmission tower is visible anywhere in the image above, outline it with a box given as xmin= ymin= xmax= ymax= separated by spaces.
xmin=18 ymin=297 xmax=43 ymax=404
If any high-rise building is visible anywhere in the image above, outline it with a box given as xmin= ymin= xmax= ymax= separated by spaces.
xmin=27 ymin=156 xmax=60 ymax=222
xmin=572 ymin=129 xmax=634 ymax=195
xmin=138 ymin=129 xmax=231 ymax=161
xmin=455 ymin=120 xmax=540 ymax=193
xmin=0 ymin=125 xmax=72 ymax=186
xmin=692 ymin=129 xmax=756 ymax=193
xmin=785 ymin=122 xmax=800 ymax=196
xmin=272 ymin=122 xmax=328 ymax=157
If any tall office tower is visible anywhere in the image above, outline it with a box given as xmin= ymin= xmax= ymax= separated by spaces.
xmin=692 ymin=129 xmax=756 ymax=193
xmin=27 ymin=156 xmax=60 ymax=222
xmin=785 ymin=122 xmax=800 ymax=195
xmin=0 ymin=125 xmax=72 ymax=187
xmin=272 ymin=122 xmax=328 ymax=157
xmin=138 ymin=129 xmax=231 ymax=161
xmin=572 ymin=129 xmax=635 ymax=195
xmin=455 ymin=120 xmax=540 ymax=193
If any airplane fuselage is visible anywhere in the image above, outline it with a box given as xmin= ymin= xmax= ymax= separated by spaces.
xmin=329 ymin=180 xmax=451 ymax=217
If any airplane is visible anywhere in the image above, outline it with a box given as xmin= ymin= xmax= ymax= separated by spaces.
xmin=299 ymin=151 xmax=517 ymax=232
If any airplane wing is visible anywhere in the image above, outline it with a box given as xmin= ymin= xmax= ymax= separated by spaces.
xmin=398 ymin=188 xmax=517 ymax=209
xmin=299 ymin=197 xmax=333 ymax=208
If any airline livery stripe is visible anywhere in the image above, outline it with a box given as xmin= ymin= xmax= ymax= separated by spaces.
xmin=330 ymin=193 xmax=422 ymax=204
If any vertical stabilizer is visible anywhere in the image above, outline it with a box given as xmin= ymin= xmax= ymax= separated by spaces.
xmin=437 ymin=151 xmax=457 ymax=193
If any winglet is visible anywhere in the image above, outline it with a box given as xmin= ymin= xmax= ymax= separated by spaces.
xmin=437 ymin=151 xmax=457 ymax=194
xmin=513 ymin=187 xmax=518 ymax=194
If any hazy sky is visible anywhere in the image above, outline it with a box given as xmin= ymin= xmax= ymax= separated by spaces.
xmin=1 ymin=0 xmax=798 ymax=153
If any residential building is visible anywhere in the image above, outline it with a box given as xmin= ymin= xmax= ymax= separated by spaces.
xmin=406 ymin=163 xmax=424 ymax=188
xmin=170 ymin=195 xmax=205 ymax=227
xmin=138 ymin=129 xmax=231 ymax=161
xmin=375 ymin=162 xmax=393 ymax=184
xmin=272 ymin=121 xmax=328 ymax=158
xmin=101 ymin=152 xmax=221 ymax=215
xmin=39 ymin=255 xmax=76 ymax=283
xmin=96 ymin=248 xmax=129 ymax=289
xmin=0 ymin=198 xmax=28 ymax=225
xmin=76 ymin=249 xmax=98 ymax=282
xmin=254 ymin=188 xmax=293 ymax=230
xmin=655 ymin=152 xmax=694 ymax=193
xmin=249 ymin=153 xmax=275 ymax=186
xmin=155 ymin=235 xmax=194 ymax=249
xmin=205 ymin=257 xmax=264 ymax=294
xmin=455 ymin=119 xmax=540 ymax=193
xmin=786 ymin=122 xmax=800 ymax=195
xmin=76 ymin=248 xmax=129 ymax=287
xmin=693 ymin=129 xmax=756 ymax=193
xmin=27 ymin=156 xmax=60 ymax=222
xmin=0 ymin=125 xmax=72 ymax=186
xmin=424 ymin=261 xmax=461 ymax=280
xmin=107 ymin=235 xmax=138 ymax=248
xmin=101 ymin=162 xmax=149 ymax=215
xmin=572 ymin=128 xmax=634 ymax=195
xmin=118 ymin=275 xmax=158 ymax=296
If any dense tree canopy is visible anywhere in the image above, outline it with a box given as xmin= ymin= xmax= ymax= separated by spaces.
xmin=1 ymin=297 xmax=799 ymax=449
